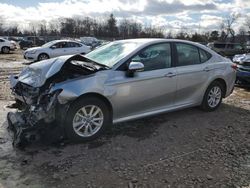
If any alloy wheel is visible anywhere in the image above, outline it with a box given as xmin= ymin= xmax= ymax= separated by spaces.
xmin=2 ymin=47 xmax=9 ymax=54
xmin=72 ymin=105 xmax=104 ymax=137
xmin=38 ymin=54 xmax=49 ymax=61
xmin=207 ymin=86 xmax=222 ymax=108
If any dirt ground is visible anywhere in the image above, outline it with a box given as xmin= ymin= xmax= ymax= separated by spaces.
xmin=0 ymin=52 xmax=249 ymax=188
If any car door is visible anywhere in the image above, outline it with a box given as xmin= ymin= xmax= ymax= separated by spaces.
xmin=50 ymin=42 xmax=69 ymax=57
xmin=174 ymin=42 xmax=212 ymax=106
xmin=109 ymin=43 xmax=177 ymax=120
xmin=64 ymin=42 xmax=81 ymax=55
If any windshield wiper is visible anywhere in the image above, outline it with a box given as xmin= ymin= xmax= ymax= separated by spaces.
xmin=82 ymin=63 xmax=97 ymax=71
xmin=71 ymin=60 xmax=97 ymax=71
xmin=83 ymin=56 xmax=110 ymax=70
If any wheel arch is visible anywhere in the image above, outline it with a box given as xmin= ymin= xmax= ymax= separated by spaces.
xmin=1 ymin=46 xmax=10 ymax=51
xmin=70 ymin=92 xmax=113 ymax=118
xmin=38 ymin=52 xmax=50 ymax=59
xmin=208 ymin=78 xmax=227 ymax=98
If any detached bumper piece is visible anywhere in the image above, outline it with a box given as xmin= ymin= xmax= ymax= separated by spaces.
xmin=7 ymin=111 xmax=43 ymax=148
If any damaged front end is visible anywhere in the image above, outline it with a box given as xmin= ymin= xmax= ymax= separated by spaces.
xmin=7 ymin=54 xmax=103 ymax=147
xmin=7 ymin=88 xmax=62 ymax=147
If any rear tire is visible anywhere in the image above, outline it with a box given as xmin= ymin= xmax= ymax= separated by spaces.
xmin=2 ymin=46 xmax=10 ymax=54
xmin=38 ymin=53 xmax=49 ymax=61
xmin=201 ymin=81 xmax=224 ymax=111
xmin=65 ymin=97 xmax=112 ymax=142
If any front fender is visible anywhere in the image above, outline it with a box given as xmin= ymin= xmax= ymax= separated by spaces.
xmin=50 ymin=72 xmax=113 ymax=104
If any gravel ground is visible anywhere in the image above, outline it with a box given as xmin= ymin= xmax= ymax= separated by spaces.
xmin=0 ymin=55 xmax=249 ymax=188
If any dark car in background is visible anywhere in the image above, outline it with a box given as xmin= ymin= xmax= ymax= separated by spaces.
xmin=233 ymin=53 xmax=250 ymax=86
xmin=79 ymin=37 xmax=103 ymax=49
xmin=207 ymin=42 xmax=249 ymax=58
xmin=19 ymin=36 xmax=45 ymax=49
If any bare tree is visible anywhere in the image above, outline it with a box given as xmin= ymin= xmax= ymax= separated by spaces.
xmin=0 ymin=16 xmax=4 ymax=35
xmin=119 ymin=19 xmax=143 ymax=39
xmin=119 ymin=19 xmax=130 ymax=39
xmin=107 ymin=14 xmax=119 ymax=38
xmin=166 ymin=30 xmax=173 ymax=39
xmin=210 ymin=30 xmax=219 ymax=41
xmin=246 ymin=16 xmax=250 ymax=37
xmin=220 ymin=13 xmax=239 ymax=42
xmin=238 ymin=26 xmax=247 ymax=44
xmin=38 ymin=20 xmax=47 ymax=36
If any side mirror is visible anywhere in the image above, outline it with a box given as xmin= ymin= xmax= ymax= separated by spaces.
xmin=129 ymin=61 xmax=144 ymax=72
xmin=50 ymin=45 xmax=56 ymax=49
xmin=127 ymin=61 xmax=144 ymax=77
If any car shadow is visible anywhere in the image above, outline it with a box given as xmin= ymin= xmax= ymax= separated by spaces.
xmin=37 ymin=114 xmax=165 ymax=150
xmin=2 ymin=100 xmax=250 ymax=152
xmin=87 ymin=115 xmax=166 ymax=149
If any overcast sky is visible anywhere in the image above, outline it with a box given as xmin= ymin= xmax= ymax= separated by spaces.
xmin=0 ymin=0 xmax=249 ymax=33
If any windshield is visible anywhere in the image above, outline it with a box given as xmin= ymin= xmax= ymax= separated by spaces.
xmin=42 ymin=41 xmax=56 ymax=48
xmin=85 ymin=41 xmax=141 ymax=67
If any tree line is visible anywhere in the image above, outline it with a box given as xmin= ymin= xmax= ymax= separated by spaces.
xmin=0 ymin=14 xmax=164 ymax=39
xmin=0 ymin=14 xmax=250 ymax=43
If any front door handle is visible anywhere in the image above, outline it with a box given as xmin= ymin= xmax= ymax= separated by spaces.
xmin=165 ymin=72 xmax=176 ymax=78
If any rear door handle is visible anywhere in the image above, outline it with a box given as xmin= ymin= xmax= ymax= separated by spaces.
xmin=203 ymin=67 xmax=211 ymax=72
xmin=165 ymin=72 xmax=176 ymax=78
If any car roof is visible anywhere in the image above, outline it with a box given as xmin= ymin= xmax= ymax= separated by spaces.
xmin=50 ymin=39 xmax=81 ymax=43
xmin=113 ymin=38 xmax=212 ymax=52
xmin=115 ymin=38 xmax=201 ymax=45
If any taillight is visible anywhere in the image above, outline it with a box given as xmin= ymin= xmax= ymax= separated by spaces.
xmin=231 ymin=63 xmax=238 ymax=70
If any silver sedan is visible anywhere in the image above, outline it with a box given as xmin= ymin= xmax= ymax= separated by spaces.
xmin=9 ymin=39 xmax=236 ymax=145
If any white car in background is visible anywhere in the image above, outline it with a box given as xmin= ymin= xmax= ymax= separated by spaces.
xmin=24 ymin=40 xmax=91 ymax=61
xmin=0 ymin=37 xmax=16 ymax=53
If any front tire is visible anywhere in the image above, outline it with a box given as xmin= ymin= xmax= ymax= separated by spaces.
xmin=38 ymin=53 xmax=49 ymax=61
xmin=201 ymin=81 xmax=224 ymax=111
xmin=2 ymin=46 xmax=10 ymax=54
xmin=65 ymin=97 xmax=111 ymax=142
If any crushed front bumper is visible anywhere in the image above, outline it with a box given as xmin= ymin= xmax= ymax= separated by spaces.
xmin=7 ymin=111 xmax=43 ymax=147
xmin=23 ymin=52 xmax=37 ymax=60
xmin=7 ymin=88 xmax=64 ymax=147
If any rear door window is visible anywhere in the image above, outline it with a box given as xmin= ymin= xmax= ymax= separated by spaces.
xmin=65 ymin=42 xmax=82 ymax=48
xmin=54 ymin=42 xmax=67 ymax=48
xmin=175 ymin=43 xmax=200 ymax=66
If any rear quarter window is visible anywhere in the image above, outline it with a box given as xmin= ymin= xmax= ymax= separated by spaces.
xmin=176 ymin=43 xmax=200 ymax=66
xmin=199 ymin=48 xmax=212 ymax=63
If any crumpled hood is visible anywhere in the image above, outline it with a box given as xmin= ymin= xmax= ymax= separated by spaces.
xmin=17 ymin=55 xmax=75 ymax=87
